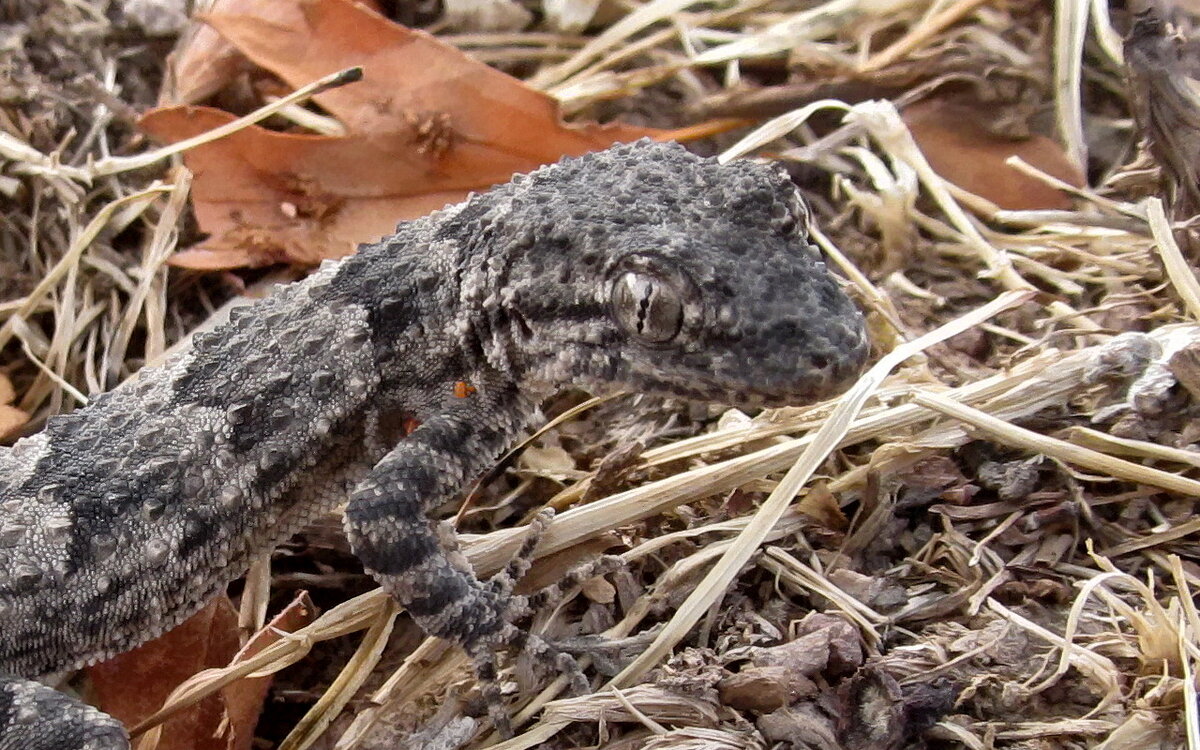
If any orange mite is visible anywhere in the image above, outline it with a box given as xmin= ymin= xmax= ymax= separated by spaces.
xmin=453 ymin=381 xmax=477 ymax=398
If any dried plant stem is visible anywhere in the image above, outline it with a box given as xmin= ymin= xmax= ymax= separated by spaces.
xmin=850 ymin=101 xmax=1099 ymax=331
xmin=1053 ymin=0 xmax=1088 ymax=170
xmin=911 ymin=391 xmax=1200 ymax=496
xmin=0 ymin=184 xmax=172 ymax=355
xmin=279 ymin=602 xmax=399 ymax=750
xmin=859 ymin=0 xmax=993 ymax=73
xmin=1 ymin=67 xmax=362 ymax=184
xmin=1145 ymin=197 xmax=1200 ymax=321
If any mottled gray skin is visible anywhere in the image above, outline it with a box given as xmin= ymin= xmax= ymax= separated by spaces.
xmin=0 ymin=140 xmax=868 ymax=748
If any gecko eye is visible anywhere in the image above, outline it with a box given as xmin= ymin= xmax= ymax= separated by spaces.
xmin=611 ymin=270 xmax=685 ymax=344
xmin=781 ymin=192 xmax=810 ymax=236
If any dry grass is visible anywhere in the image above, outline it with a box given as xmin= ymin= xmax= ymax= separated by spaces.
xmin=2 ymin=0 xmax=1198 ymax=748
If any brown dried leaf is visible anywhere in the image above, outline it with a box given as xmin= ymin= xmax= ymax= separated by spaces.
xmin=89 ymin=597 xmax=242 ymax=750
xmin=140 ymin=0 xmax=664 ymax=269
xmin=757 ymin=703 xmax=840 ymax=746
xmin=753 ymin=613 xmax=864 ymax=678
xmin=1168 ymin=344 xmax=1200 ymax=401
xmin=903 ymin=99 xmax=1084 ymax=210
xmin=219 ymin=592 xmax=316 ymax=750
xmin=163 ymin=0 xmax=385 ymax=105
xmin=0 ymin=374 xmax=29 ymax=439
xmin=893 ymin=455 xmax=970 ymax=508
xmin=88 ymin=593 xmax=316 ymax=750
xmin=836 ymin=666 xmax=905 ymax=750
xmin=162 ymin=20 xmax=250 ymax=107
xmin=718 ymin=666 xmax=807 ymax=712
xmin=796 ymin=482 xmax=848 ymax=531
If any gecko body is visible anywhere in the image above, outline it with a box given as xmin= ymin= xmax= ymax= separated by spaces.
xmin=0 ymin=141 xmax=868 ymax=748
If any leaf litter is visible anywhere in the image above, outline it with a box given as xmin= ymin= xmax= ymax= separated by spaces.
xmin=139 ymin=0 xmax=667 ymax=269
xmin=3 ymin=0 xmax=1200 ymax=748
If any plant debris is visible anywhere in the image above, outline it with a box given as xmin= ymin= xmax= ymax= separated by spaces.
xmin=139 ymin=0 xmax=667 ymax=268
xmin=2 ymin=0 xmax=1200 ymax=748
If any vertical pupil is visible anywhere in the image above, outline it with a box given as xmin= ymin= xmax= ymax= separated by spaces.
xmin=637 ymin=281 xmax=654 ymax=333
xmin=612 ymin=270 xmax=683 ymax=343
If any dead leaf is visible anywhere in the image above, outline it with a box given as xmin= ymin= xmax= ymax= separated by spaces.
xmin=0 ymin=374 xmax=29 ymax=440
xmin=163 ymin=0 xmax=385 ymax=106
xmin=89 ymin=592 xmax=316 ymax=750
xmin=1168 ymin=344 xmax=1200 ymax=401
xmin=796 ymin=482 xmax=848 ymax=530
xmin=836 ymin=666 xmax=906 ymax=750
xmin=718 ymin=665 xmax=811 ymax=712
xmin=220 ymin=592 xmax=317 ymax=749
xmin=89 ymin=597 xmax=243 ymax=750
xmin=754 ymin=613 xmax=864 ymax=678
xmin=757 ymin=703 xmax=840 ymax=746
xmin=837 ymin=670 xmax=957 ymax=750
xmin=520 ymin=443 xmax=577 ymax=475
xmin=902 ymin=99 xmax=1085 ymax=211
xmin=140 ymin=0 xmax=664 ymax=269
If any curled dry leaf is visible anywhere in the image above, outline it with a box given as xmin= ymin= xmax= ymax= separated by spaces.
xmin=902 ymin=99 xmax=1085 ymax=211
xmin=796 ymin=481 xmax=849 ymax=530
xmin=220 ymin=592 xmax=317 ymax=749
xmin=140 ymin=0 xmax=663 ymax=269
xmin=163 ymin=0 xmax=385 ymax=105
xmin=836 ymin=667 xmax=906 ymax=750
xmin=758 ymin=613 xmax=864 ymax=677
xmin=0 ymin=374 xmax=29 ymax=440
xmin=757 ymin=703 xmax=840 ymax=746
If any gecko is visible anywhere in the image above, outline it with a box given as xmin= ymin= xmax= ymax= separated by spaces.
xmin=0 ymin=140 xmax=869 ymax=748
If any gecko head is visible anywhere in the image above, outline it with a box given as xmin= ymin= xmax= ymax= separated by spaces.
xmin=492 ymin=140 xmax=870 ymax=407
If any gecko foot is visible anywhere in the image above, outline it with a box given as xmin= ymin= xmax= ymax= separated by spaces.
xmin=467 ymin=509 xmax=624 ymax=737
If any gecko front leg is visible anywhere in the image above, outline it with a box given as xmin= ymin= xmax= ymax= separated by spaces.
xmin=342 ymin=381 xmax=593 ymax=733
